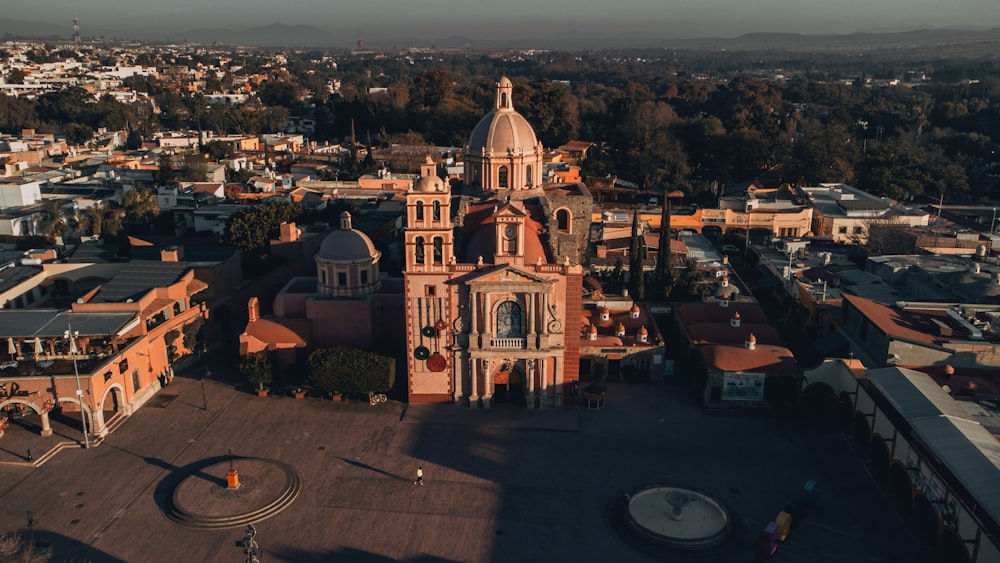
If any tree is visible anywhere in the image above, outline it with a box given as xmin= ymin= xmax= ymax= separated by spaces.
xmin=182 ymin=317 xmax=205 ymax=351
xmin=36 ymin=199 xmax=69 ymax=241
xmin=655 ymin=196 xmax=675 ymax=297
xmin=63 ymin=122 xmax=94 ymax=146
xmin=165 ymin=330 xmax=181 ymax=362
xmin=120 ymin=186 xmax=160 ymax=225
xmin=240 ymin=353 xmax=272 ymax=392
xmin=628 ymin=211 xmax=645 ymax=300
xmin=203 ymin=140 xmax=232 ymax=161
xmin=222 ymin=199 xmax=303 ymax=256
xmin=177 ymin=153 xmax=207 ymax=182
xmin=0 ymin=531 xmax=50 ymax=563
xmin=854 ymin=217 xmax=913 ymax=256
xmin=154 ymin=152 xmax=175 ymax=186
xmin=308 ymin=347 xmax=395 ymax=395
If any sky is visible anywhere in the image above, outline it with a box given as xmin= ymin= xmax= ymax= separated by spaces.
xmin=6 ymin=0 xmax=1000 ymax=40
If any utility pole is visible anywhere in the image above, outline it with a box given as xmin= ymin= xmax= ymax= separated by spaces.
xmin=65 ymin=325 xmax=89 ymax=449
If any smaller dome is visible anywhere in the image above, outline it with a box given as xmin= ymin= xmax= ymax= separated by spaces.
xmin=316 ymin=212 xmax=379 ymax=263
xmin=638 ymin=325 xmax=648 ymax=335
xmin=748 ymin=333 xmax=757 ymax=342
xmin=733 ymin=312 xmax=741 ymax=319
xmin=588 ymin=323 xmax=598 ymax=334
xmin=630 ymin=304 xmax=640 ymax=313
xmin=413 ymin=174 xmax=446 ymax=193
xmin=412 ymin=154 xmax=447 ymax=193
xmin=601 ymin=307 xmax=610 ymax=316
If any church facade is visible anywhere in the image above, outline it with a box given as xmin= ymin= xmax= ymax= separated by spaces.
xmin=403 ymin=77 xmax=592 ymax=406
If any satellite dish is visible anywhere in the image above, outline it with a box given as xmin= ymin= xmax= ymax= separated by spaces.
xmin=942 ymin=385 xmax=952 ymax=394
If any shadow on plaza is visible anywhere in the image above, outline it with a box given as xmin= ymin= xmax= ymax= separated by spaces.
xmin=335 ymin=456 xmax=410 ymax=482
xmin=269 ymin=547 xmax=461 ymax=563
xmin=11 ymin=529 xmax=125 ymax=563
xmin=102 ymin=442 xmax=230 ymax=490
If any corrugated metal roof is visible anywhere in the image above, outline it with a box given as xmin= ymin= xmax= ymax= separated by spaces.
xmin=868 ymin=367 xmax=970 ymax=420
xmin=89 ymin=261 xmax=189 ymax=303
xmin=870 ymin=367 xmax=1000 ymax=526
xmin=911 ymin=416 xmax=1000 ymax=525
xmin=0 ymin=310 xmax=136 ymax=337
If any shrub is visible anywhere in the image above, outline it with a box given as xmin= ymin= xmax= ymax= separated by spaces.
xmin=240 ymin=353 xmax=272 ymax=392
xmin=308 ymin=347 xmax=395 ymax=395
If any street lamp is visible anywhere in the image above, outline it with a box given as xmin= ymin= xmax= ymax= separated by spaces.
xmin=64 ymin=325 xmax=89 ymax=449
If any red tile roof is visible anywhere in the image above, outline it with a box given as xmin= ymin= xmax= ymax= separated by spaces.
xmin=699 ymin=344 xmax=798 ymax=373
xmin=687 ymin=323 xmax=781 ymax=346
xmin=842 ymin=293 xmax=950 ymax=346
xmin=462 ymin=202 xmax=550 ymax=265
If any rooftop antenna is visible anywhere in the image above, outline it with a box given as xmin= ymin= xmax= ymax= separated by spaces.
xmin=73 ymin=18 xmax=81 ymax=44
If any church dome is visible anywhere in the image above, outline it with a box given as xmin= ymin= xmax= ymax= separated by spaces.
xmin=316 ymin=212 xmax=380 ymax=263
xmin=412 ymin=155 xmax=447 ymax=193
xmin=467 ymin=76 xmax=538 ymax=156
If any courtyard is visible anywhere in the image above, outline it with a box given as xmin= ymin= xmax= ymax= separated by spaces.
xmin=0 ymin=365 xmax=931 ymax=562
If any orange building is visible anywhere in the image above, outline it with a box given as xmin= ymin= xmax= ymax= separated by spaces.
xmin=0 ymin=248 xmax=208 ymax=444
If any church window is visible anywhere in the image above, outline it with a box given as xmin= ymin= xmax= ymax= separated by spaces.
xmin=498 ymin=166 xmax=508 ymax=188
xmin=556 ymin=209 xmax=571 ymax=233
xmin=337 ymin=272 xmax=347 ymax=286
xmin=433 ymin=237 xmax=443 ymax=264
xmin=500 ymin=93 xmax=508 ymax=108
xmin=415 ymin=201 xmax=424 ymax=221
xmin=525 ymin=164 xmax=533 ymax=187
xmin=415 ymin=237 xmax=425 ymax=264
xmin=496 ymin=301 xmax=522 ymax=338
xmin=433 ymin=200 xmax=441 ymax=221
xmin=320 ymin=270 xmax=327 ymax=285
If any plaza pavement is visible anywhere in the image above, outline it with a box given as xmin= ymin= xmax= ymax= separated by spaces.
xmin=0 ymin=366 xmax=933 ymax=562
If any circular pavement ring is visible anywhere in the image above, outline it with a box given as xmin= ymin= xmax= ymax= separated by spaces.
xmin=162 ymin=457 xmax=301 ymax=530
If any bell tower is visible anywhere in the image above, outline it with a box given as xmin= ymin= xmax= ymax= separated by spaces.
xmin=405 ymin=156 xmax=453 ymax=274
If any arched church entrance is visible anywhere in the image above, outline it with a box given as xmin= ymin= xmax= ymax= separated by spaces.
xmin=493 ymin=366 xmax=526 ymax=407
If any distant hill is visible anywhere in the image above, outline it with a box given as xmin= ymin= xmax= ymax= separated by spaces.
xmin=179 ymin=23 xmax=342 ymax=47
xmin=0 ymin=18 xmax=998 ymax=52
xmin=0 ymin=18 xmax=70 ymax=39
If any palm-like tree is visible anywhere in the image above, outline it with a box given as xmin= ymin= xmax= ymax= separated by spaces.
xmin=120 ymin=186 xmax=160 ymax=225
xmin=76 ymin=202 xmax=109 ymax=237
xmin=35 ymin=199 xmax=70 ymax=241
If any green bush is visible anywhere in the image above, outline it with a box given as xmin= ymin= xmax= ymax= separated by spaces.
xmin=240 ymin=353 xmax=272 ymax=392
xmin=308 ymin=347 xmax=395 ymax=395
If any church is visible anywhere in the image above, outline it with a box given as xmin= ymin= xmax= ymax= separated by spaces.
xmin=403 ymin=76 xmax=593 ymax=406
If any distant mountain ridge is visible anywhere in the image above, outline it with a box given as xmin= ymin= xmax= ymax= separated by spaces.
xmin=0 ymin=18 xmax=998 ymax=51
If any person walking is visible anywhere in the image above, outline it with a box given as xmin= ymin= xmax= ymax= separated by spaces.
xmin=415 ymin=466 xmax=423 ymax=486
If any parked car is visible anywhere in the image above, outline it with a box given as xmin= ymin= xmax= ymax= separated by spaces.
xmin=721 ymin=244 xmax=741 ymax=255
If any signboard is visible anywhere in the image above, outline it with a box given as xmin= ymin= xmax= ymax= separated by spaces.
xmin=722 ymin=372 xmax=765 ymax=401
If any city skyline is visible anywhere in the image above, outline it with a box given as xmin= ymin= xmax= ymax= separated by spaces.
xmin=3 ymin=0 xmax=1000 ymax=43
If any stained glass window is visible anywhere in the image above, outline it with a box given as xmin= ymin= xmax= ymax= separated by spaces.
xmin=496 ymin=301 xmax=522 ymax=338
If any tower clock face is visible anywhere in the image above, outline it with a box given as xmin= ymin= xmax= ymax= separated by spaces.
xmin=503 ymin=225 xmax=516 ymax=238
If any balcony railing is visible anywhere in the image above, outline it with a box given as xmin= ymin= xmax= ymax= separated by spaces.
xmin=490 ymin=337 xmax=526 ymax=349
